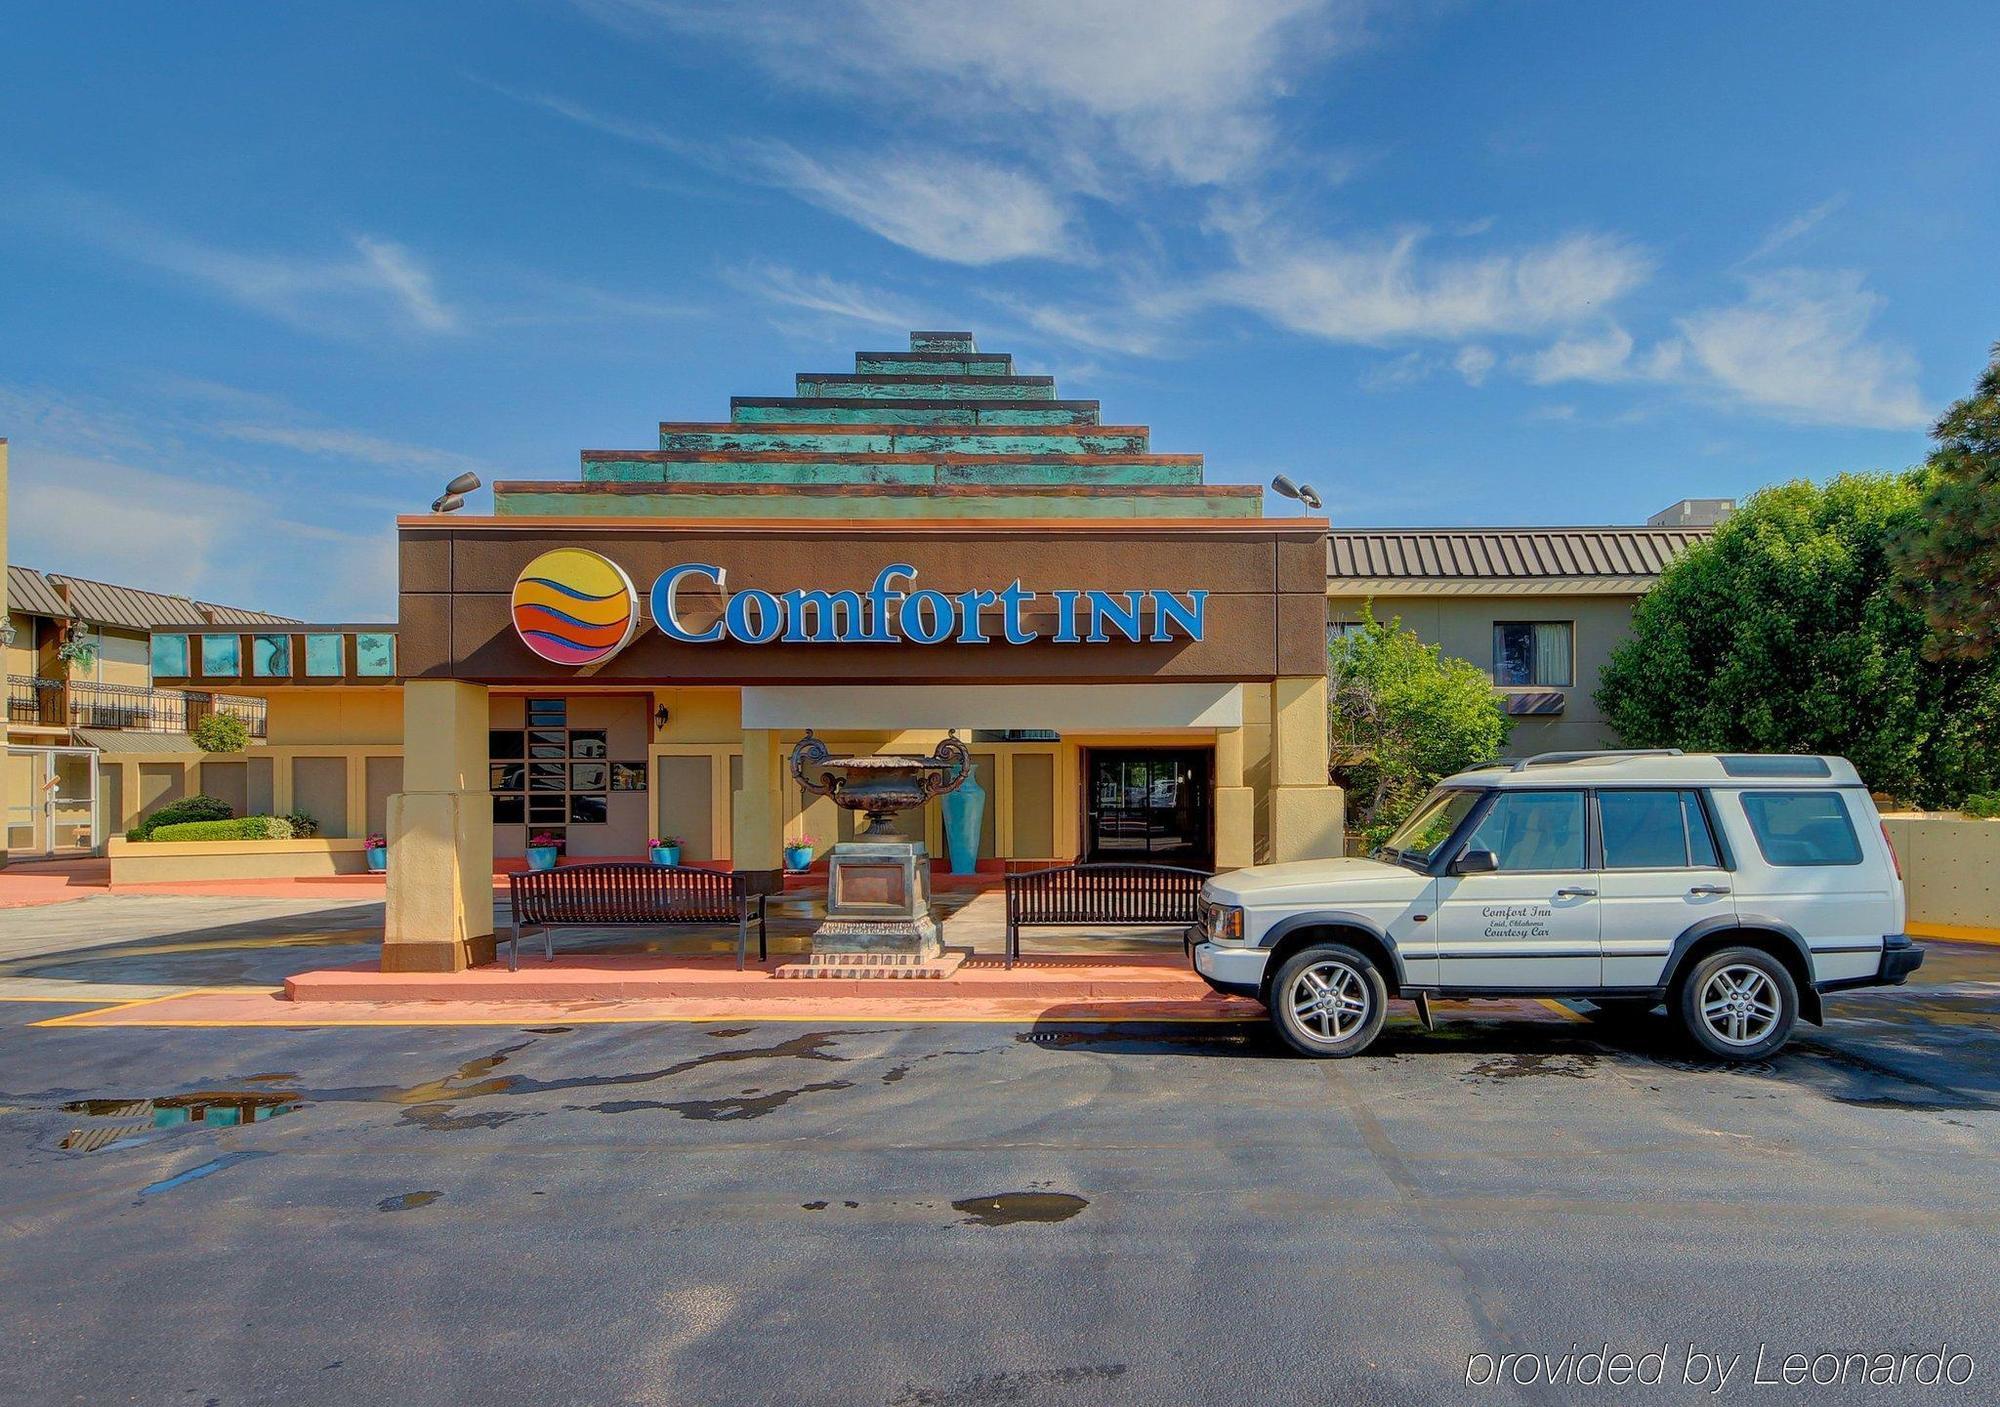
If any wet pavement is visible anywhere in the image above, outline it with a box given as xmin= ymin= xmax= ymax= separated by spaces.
xmin=0 ymin=937 xmax=1995 ymax=1404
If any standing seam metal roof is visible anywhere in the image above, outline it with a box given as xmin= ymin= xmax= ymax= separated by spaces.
xmin=1327 ymin=528 xmax=1711 ymax=580
xmin=5 ymin=566 xmax=295 ymax=631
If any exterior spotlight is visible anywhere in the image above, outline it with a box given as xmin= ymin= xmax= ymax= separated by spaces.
xmin=431 ymin=472 xmax=482 ymax=512
xmin=1270 ymin=474 xmax=1323 ymax=512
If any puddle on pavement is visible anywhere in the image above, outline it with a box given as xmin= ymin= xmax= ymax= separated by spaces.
xmin=952 ymin=1192 xmax=1089 ymax=1227
xmin=138 ymin=1149 xmax=274 ymax=1198
xmin=378 ymin=1190 xmax=442 ymax=1212
xmin=1464 ymin=1052 xmax=1599 ymax=1081
xmin=1016 ymin=1027 xmax=1256 ymax=1054
xmin=61 ymin=1092 xmax=302 ymax=1152
xmin=576 ymin=1078 xmax=854 ymax=1121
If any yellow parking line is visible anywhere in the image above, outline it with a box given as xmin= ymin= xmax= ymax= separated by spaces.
xmin=1907 ymin=922 xmax=2000 ymax=949
xmin=30 ymin=988 xmax=277 ymax=1028
xmin=1538 ymin=998 xmax=1589 ymax=1023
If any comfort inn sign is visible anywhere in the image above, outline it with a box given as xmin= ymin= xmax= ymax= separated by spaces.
xmin=512 ymin=551 xmax=1207 ymax=665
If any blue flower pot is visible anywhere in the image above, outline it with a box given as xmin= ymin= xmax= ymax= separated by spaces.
xmin=942 ymin=766 xmax=986 ymax=876
xmin=651 ymin=846 xmax=682 ymax=867
xmin=365 ymin=846 xmax=388 ymax=873
xmin=526 ymin=846 xmax=559 ymax=871
xmin=784 ymin=844 xmax=813 ymax=872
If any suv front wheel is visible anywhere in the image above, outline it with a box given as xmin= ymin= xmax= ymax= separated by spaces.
xmin=1676 ymin=945 xmax=1799 ymax=1060
xmin=1270 ymin=943 xmax=1388 ymax=1058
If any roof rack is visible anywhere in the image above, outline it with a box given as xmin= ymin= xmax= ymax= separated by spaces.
xmin=1510 ymin=748 xmax=1685 ymax=772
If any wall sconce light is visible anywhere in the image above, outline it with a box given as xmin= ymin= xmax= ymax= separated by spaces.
xmin=654 ymin=706 xmax=671 ymax=730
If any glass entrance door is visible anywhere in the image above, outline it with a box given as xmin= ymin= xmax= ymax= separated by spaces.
xmin=1085 ymin=749 xmax=1212 ymax=866
xmin=4 ymin=748 xmax=99 ymax=858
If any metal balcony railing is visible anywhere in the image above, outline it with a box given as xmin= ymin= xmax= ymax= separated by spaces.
xmin=62 ymin=679 xmax=268 ymax=738
xmin=7 ymin=674 xmax=65 ymax=727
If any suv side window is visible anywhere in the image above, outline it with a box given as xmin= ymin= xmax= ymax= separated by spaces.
xmin=1599 ymin=789 xmax=1724 ymax=869
xmin=1460 ymin=790 xmax=1586 ymax=871
xmin=1739 ymin=791 xmax=1863 ymax=866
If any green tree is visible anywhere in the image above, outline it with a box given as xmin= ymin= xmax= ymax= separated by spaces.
xmin=1597 ymin=472 xmax=2000 ymax=807
xmin=191 ymin=712 xmax=250 ymax=754
xmin=1329 ymin=608 xmax=1512 ymax=848
xmin=1889 ymin=343 xmax=2000 ymax=660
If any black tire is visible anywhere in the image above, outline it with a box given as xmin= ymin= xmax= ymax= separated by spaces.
xmin=1269 ymin=942 xmax=1389 ymax=1058
xmin=1587 ymin=997 xmax=1660 ymax=1022
xmin=1675 ymin=945 xmax=1798 ymax=1061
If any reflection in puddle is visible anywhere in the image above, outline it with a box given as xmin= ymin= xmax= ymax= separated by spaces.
xmin=378 ymin=1190 xmax=442 ymax=1212
xmin=62 ymin=1092 xmax=301 ymax=1151
xmin=952 ymin=1192 xmax=1089 ymax=1227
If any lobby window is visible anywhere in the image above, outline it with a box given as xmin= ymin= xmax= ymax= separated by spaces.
xmin=355 ymin=632 xmax=396 ymax=677
xmin=1493 ymin=621 xmax=1573 ymax=688
xmin=151 ymin=633 xmax=189 ymax=679
xmin=252 ymin=633 xmax=292 ymax=678
xmin=489 ymin=700 xmax=646 ymax=846
xmin=200 ymin=634 xmax=241 ymax=677
xmin=305 ymin=634 xmax=346 ymax=676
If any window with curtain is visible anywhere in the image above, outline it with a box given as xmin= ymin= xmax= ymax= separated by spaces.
xmin=1493 ymin=621 xmax=1574 ymax=687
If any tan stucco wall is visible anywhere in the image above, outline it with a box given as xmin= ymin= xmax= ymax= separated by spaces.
xmin=1327 ymin=591 xmax=1639 ymax=755
xmin=1881 ymin=813 xmax=2000 ymax=933
xmin=265 ymin=687 xmax=405 ymax=745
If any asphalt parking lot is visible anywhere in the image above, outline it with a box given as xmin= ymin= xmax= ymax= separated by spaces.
xmin=1 ymin=902 xmax=1995 ymax=1406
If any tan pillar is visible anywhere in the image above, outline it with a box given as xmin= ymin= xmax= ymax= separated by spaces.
xmin=1213 ymin=724 xmax=1256 ymax=870
xmin=0 ymin=438 xmax=8 ymax=870
xmin=732 ymin=728 xmax=784 ymax=890
xmin=1268 ymin=675 xmax=1346 ymax=862
xmin=382 ymin=680 xmax=493 ymax=971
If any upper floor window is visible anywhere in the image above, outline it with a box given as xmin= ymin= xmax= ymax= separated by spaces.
xmin=1494 ymin=621 xmax=1573 ymax=687
xmin=199 ymin=633 xmax=241 ymax=677
xmin=151 ymin=633 xmax=189 ymax=678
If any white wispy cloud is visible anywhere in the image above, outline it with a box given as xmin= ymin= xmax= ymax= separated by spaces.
xmin=729 ymin=264 xmax=941 ymax=333
xmin=749 ymin=143 xmax=1079 ymax=265
xmin=1453 ymin=344 xmax=1496 ymax=386
xmin=1743 ymin=195 xmax=1848 ymax=264
xmin=572 ymin=0 xmax=1368 ymax=185
xmin=1205 ymin=217 xmax=1653 ymax=344
xmin=1514 ymin=270 xmax=1928 ymax=431
xmin=1673 ymin=270 xmax=1928 ymax=429
xmin=15 ymin=184 xmax=460 ymax=335
xmin=209 ymin=422 xmax=490 ymax=472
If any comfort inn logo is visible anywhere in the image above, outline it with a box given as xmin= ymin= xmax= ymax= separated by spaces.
xmin=510 ymin=556 xmax=1206 ymax=663
xmin=509 ymin=549 xmax=641 ymax=666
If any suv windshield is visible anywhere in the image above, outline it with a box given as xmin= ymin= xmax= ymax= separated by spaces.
xmin=1377 ymin=789 xmax=1481 ymax=869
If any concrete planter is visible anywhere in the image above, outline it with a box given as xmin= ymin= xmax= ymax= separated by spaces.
xmin=108 ymin=837 xmax=373 ymax=884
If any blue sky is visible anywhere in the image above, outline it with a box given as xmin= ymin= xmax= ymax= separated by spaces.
xmin=2 ymin=0 xmax=1994 ymax=619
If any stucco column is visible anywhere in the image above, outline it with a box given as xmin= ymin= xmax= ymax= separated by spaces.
xmin=383 ymin=680 xmax=493 ymax=971
xmin=1268 ymin=675 xmax=1346 ymax=862
xmin=1213 ymin=724 xmax=1255 ymax=870
xmin=732 ymin=728 xmax=784 ymax=893
xmin=0 ymin=438 xmax=8 ymax=870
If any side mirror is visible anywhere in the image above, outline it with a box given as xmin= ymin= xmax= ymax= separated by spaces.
xmin=1453 ymin=847 xmax=1499 ymax=875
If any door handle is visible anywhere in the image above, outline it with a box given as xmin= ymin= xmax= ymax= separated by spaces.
xmin=1688 ymin=884 xmax=1732 ymax=896
xmin=1555 ymin=886 xmax=1598 ymax=898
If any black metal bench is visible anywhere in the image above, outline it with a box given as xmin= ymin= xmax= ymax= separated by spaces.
xmin=1001 ymin=862 xmax=1211 ymax=967
xmin=506 ymin=862 xmax=767 ymax=972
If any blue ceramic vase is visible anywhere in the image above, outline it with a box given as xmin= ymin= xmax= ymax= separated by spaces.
xmin=942 ymin=766 xmax=985 ymax=876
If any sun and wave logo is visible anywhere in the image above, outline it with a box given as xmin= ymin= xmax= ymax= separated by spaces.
xmin=510 ymin=548 xmax=639 ymax=666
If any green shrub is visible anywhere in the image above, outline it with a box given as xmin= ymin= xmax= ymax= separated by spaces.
xmin=191 ymin=713 xmax=250 ymax=753
xmin=129 ymin=793 xmax=234 ymax=841
xmin=149 ymin=816 xmax=295 ymax=842
xmin=283 ymin=809 xmax=320 ymax=838
xmin=1962 ymin=793 xmax=2000 ymax=819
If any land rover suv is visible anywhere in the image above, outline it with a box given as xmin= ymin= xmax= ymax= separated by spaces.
xmin=1192 ymin=751 xmax=1923 ymax=1059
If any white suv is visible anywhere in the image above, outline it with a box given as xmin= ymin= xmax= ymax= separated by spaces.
xmin=1192 ymin=751 xmax=1923 ymax=1059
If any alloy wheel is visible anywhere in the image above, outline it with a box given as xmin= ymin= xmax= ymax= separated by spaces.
xmin=1699 ymin=963 xmax=1783 ymax=1047
xmin=1288 ymin=959 xmax=1373 ymax=1044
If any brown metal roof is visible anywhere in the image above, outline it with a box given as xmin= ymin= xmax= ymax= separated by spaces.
xmin=6 ymin=567 xmax=295 ymax=631
xmin=1327 ymin=527 xmax=1711 ymax=581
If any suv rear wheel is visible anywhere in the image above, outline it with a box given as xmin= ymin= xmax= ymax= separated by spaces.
xmin=1270 ymin=942 xmax=1388 ymax=1058
xmin=1676 ymin=945 xmax=1798 ymax=1060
